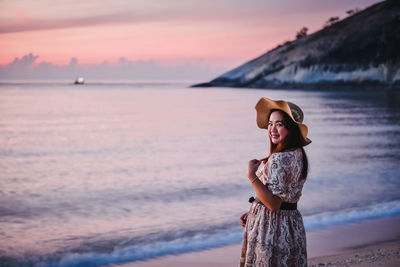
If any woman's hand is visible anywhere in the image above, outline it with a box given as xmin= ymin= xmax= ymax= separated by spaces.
xmin=247 ymin=159 xmax=261 ymax=181
xmin=239 ymin=212 xmax=248 ymax=227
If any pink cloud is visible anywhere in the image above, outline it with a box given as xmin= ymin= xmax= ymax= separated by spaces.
xmin=0 ymin=53 xmax=229 ymax=80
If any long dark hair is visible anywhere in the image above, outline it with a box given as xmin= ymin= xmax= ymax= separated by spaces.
xmin=268 ymin=109 xmax=309 ymax=180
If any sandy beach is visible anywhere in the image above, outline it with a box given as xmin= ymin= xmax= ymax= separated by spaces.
xmin=113 ymin=215 xmax=400 ymax=267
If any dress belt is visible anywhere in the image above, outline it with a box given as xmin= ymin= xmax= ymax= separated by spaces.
xmin=248 ymin=197 xmax=297 ymax=210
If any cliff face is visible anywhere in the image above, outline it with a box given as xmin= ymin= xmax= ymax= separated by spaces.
xmin=194 ymin=0 xmax=400 ymax=89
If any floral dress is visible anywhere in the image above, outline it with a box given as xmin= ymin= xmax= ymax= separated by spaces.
xmin=240 ymin=148 xmax=307 ymax=267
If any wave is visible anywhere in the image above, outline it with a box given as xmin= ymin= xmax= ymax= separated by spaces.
xmin=304 ymin=199 xmax=400 ymax=230
xmin=42 ymin=228 xmax=241 ymax=267
xmin=1 ymin=222 xmax=243 ymax=267
xmin=2 ymin=200 xmax=400 ymax=267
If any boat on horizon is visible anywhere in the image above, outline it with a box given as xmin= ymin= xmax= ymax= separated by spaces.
xmin=74 ymin=77 xmax=85 ymax=84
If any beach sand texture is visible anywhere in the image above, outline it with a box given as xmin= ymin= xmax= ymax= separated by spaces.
xmin=114 ymin=215 xmax=400 ymax=267
xmin=308 ymin=241 xmax=400 ymax=267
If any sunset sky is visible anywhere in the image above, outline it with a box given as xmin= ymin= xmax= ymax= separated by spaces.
xmin=1 ymin=0 xmax=382 ymax=70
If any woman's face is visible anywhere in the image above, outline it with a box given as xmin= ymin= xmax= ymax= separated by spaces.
xmin=268 ymin=111 xmax=289 ymax=144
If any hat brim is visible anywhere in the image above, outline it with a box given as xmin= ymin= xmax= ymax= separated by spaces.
xmin=255 ymin=97 xmax=311 ymax=146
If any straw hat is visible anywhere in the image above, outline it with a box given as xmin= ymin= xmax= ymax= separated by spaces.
xmin=255 ymin=97 xmax=311 ymax=146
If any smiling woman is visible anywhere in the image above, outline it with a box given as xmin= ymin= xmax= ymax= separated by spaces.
xmin=240 ymin=97 xmax=310 ymax=266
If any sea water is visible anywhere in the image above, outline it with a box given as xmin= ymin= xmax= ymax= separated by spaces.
xmin=1 ymin=81 xmax=399 ymax=266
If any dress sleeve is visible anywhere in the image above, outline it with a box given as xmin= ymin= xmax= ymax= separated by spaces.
xmin=266 ymin=153 xmax=291 ymax=201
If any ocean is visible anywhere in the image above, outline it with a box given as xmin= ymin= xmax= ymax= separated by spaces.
xmin=1 ymin=81 xmax=399 ymax=267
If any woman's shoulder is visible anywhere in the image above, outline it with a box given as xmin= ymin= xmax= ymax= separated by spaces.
xmin=270 ymin=148 xmax=301 ymax=158
xmin=268 ymin=148 xmax=302 ymax=166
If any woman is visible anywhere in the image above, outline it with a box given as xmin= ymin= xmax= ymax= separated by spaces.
xmin=239 ymin=97 xmax=311 ymax=267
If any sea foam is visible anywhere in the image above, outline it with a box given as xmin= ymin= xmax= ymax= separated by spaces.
xmin=32 ymin=200 xmax=400 ymax=267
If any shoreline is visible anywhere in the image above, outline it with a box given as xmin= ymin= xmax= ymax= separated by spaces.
xmin=112 ymin=215 xmax=400 ymax=267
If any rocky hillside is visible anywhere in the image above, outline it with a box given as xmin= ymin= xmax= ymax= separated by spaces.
xmin=193 ymin=0 xmax=400 ymax=89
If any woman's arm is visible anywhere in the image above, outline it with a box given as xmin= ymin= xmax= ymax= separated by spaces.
xmin=247 ymin=159 xmax=282 ymax=212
